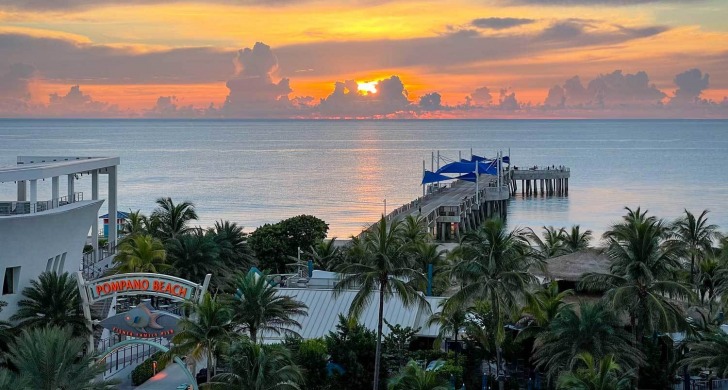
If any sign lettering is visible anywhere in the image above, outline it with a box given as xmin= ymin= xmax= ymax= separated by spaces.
xmin=87 ymin=274 xmax=199 ymax=302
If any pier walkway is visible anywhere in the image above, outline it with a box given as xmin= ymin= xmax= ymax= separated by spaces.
xmin=511 ymin=166 xmax=570 ymax=196
xmin=371 ymin=174 xmax=510 ymax=241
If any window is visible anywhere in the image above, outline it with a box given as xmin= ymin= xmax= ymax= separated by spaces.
xmin=2 ymin=266 xmax=20 ymax=295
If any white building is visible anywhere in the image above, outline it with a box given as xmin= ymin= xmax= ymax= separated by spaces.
xmin=0 ymin=156 xmax=119 ymax=321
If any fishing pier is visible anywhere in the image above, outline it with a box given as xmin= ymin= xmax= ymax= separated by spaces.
xmin=365 ymin=151 xmax=570 ymax=242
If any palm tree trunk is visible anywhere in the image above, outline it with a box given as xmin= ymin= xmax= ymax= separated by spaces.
xmin=206 ymin=349 xmax=212 ymax=384
xmin=373 ymin=286 xmax=385 ymax=390
xmin=497 ymin=346 xmax=505 ymax=390
xmin=250 ymin=326 xmax=257 ymax=344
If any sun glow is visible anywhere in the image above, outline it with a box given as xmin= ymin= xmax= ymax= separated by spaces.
xmin=357 ymin=81 xmax=378 ymax=94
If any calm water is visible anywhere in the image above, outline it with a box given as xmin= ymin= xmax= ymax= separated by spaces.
xmin=1 ymin=119 xmax=727 ymax=239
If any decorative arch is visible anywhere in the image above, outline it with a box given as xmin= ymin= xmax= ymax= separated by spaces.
xmin=96 ymin=339 xmax=199 ymax=390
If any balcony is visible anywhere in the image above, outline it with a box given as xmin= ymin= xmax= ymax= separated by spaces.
xmin=0 ymin=192 xmax=84 ymax=216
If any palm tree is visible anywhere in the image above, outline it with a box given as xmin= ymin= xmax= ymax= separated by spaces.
xmin=388 ymin=360 xmax=449 ymax=390
xmin=121 ymin=209 xmax=148 ymax=240
xmin=212 ymin=337 xmax=303 ymax=389
xmin=151 ymin=197 xmax=198 ymax=240
xmin=446 ymin=218 xmax=537 ymax=389
xmin=8 ymin=326 xmax=117 ymax=389
xmin=562 ymin=225 xmax=593 ymax=253
xmin=167 ymin=229 xmax=221 ymax=284
xmin=697 ymin=256 xmax=725 ymax=311
xmin=210 ymin=220 xmax=254 ymax=271
xmin=527 ymin=226 xmax=566 ymax=260
xmin=10 ymin=272 xmax=88 ymax=337
xmin=306 ymin=237 xmax=341 ymax=271
xmin=518 ymin=281 xmax=572 ymax=340
xmin=426 ymin=302 xmax=467 ymax=358
xmin=533 ymin=301 xmax=642 ymax=383
xmin=401 ymin=214 xmax=431 ymax=245
xmin=171 ymin=293 xmax=233 ymax=385
xmin=581 ymin=207 xmax=692 ymax=343
xmin=334 ymin=217 xmax=430 ymax=390
xmin=0 ymin=369 xmax=27 ymax=389
xmin=681 ymin=330 xmax=728 ymax=377
xmin=113 ymin=234 xmax=168 ymax=273
xmin=411 ymin=241 xmax=448 ymax=295
xmin=230 ymin=271 xmax=308 ymax=343
xmin=556 ymin=353 xmax=631 ymax=390
xmin=672 ymin=209 xmax=720 ymax=286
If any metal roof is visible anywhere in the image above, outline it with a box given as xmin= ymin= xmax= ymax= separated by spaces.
xmin=266 ymin=288 xmax=446 ymax=342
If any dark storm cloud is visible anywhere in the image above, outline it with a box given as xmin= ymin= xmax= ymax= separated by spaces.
xmin=471 ymin=17 xmax=535 ymax=30
xmin=317 ymin=75 xmax=410 ymax=117
xmin=543 ymin=70 xmax=666 ymax=108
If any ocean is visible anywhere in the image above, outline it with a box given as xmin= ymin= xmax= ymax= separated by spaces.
xmin=1 ymin=119 xmax=727 ymax=240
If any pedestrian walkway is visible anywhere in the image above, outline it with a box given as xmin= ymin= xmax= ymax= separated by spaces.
xmin=136 ymin=363 xmax=194 ymax=390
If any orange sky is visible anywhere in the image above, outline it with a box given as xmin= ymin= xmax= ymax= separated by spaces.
xmin=1 ymin=0 xmax=728 ymax=118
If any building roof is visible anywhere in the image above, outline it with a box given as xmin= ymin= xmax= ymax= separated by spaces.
xmin=537 ymin=249 xmax=612 ymax=282
xmin=0 ymin=156 xmax=119 ymax=183
xmin=266 ymin=288 xmax=445 ymax=342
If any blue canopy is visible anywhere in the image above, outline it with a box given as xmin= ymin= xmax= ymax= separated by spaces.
xmin=454 ymin=172 xmax=476 ymax=182
xmin=436 ymin=161 xmax=497 ymax=175
xmin=421 ymin=170 xmax=453 ymax=185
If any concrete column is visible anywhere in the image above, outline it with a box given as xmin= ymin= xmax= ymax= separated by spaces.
xmin=29 ymin=180 xmax=37 ymax=213
xmin=67 ymin=174 xmax=75 ymax=201
xmin=92 ymin=170 xmax=99 ymax=250
xmin=108 ymin=166 xmax=118 ymax=246
xmin=17 ymin=180 xmax=27 ymax=201
xmin=52 ymin=176 xmax=59 ymax=208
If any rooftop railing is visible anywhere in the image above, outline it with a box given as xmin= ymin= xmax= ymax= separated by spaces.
xmin=0 ymin=192 xmax=84 ymax=216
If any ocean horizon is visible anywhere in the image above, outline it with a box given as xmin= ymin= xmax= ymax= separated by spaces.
xmin=2 ymin=118 xmax=727 ymax=239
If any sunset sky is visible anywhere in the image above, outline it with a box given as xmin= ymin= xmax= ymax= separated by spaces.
xmin=1 ymin=0 xmax=727 ymax=118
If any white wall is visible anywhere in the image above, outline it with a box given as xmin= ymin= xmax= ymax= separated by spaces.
xmin=0 ymin=200 xmax=103 ymax=321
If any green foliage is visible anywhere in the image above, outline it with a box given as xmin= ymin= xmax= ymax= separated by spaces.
xmin=113 ymin=234 xmax=168 ymax=273
xmin=533 ymin=301 xmax=643 ymax=384
xmin=287 ymin=338 xmax=329 ymax=390
xmin=132 ymin=351 xmax=165 ymax=386
xmin=388 ymin=360 xmax=449 ymax=390
xmin=638 ymin=336 xmax=680 ymax=389
xmin=229 ymin=270 xmax=308 ymax=343
xmin=209 ymin=220 xmax=255 ymax=272
xmin=556 ymin=353 xmax=631 ymax=390
xmin=166 ymin=229 xmax=222 ymax=286
xmin=249 ymin=215 xmax=329 ymax=273
xmin=171 ymin=293 xmax=233 ymax=384
xmin=9 ymin=326 xmax=117 ymax=389
xmin=682 ymin=330 xmax=728 ymax=378
xmin=10 ymin=271 xmax=89 ymax=337
xmin=213 ymin=337 xmax=304 ymax=389
xmin=325 ymin=315 xmax=378 ymax=390
xmin=150 ymin=197 xmax=198 ymax=241
xmin=382 ymin=320 xmax=421 ymax=372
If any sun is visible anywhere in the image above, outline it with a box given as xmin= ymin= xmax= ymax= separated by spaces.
xmin=357 ymin=81 xmax=378 ymax=94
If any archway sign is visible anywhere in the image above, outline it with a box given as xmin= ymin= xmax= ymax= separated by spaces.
xmin=76 ymin=271 xmax=211 ymax=387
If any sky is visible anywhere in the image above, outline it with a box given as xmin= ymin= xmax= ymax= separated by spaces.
xmin=1 ymin=0 xmax=728 ymax=118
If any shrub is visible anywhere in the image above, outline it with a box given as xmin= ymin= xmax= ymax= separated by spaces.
xmin=131 ymin=351 xmax=165 ymax=386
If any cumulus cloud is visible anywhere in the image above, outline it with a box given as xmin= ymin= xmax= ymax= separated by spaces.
xmin=498 ymin=88 xmax=521 ymax=110
xmin=471 ymin=17 xmax=535 ymax=30
xmin=145 ymin=96 xmax=209 ymax=118
xmin=223 ymin=42 xmax=294 ymax=117
xmin=469 ymin=86 xmax=494 ymax=106
xmin=45 ymin=85 xmax=119 ymax=116
xmin=671 ymin=68 xmax=710 ymax=105
xmin=318 ymin=75 xmax=410 ymax=117
xmin=0 ymin=63 xmax=36 ymax=114
xmin=544 ymin=70 xmax=665 ymax=109
xmin=544 ymin=85 xmax=565 ymax=108
xmin=419 ymin=92 xmax=443 ymax=111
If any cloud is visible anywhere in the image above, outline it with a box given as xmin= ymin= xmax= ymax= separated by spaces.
xmin=0 ymin=63 xmax=36 ymax=114
xmin=545 ymin=70 xmax=665 ymax=109
xmin=45 ymin=85 xmax=119 ymax=116
xmin=498 ymin=88 xmax=521 ymax=110
xmin=471 ymin=17 xmax=535 ymax=30
xmin=671 ymin=68 xmax=710 ymax=105
xmin=145 ymin=95 xmax=210 ymax=117
xmin=0 ymin=0 xmax=305 ymax=11
xmin=500 ymin=0 xmax=704 ymax=5
xmin=544 ymin=85 xmax=565 ymax=108
xmin=318 ymin=75 xmax=410 ymax=117
xmin=419 ymin=92 xmax=443 ymax=111
xmin=223 ymin=42 xmax=294 ymax=117
xmin=0 ymin=32 xmax=233 ymax=85
xmin=468 ymin=86 xmax=493 ymax=106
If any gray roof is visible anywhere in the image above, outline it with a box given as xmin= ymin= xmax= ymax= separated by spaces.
xmin=266 ymin=288 xmax=445 ymax=342
xmin=537 ymin=249 xmax=612 ymax=282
